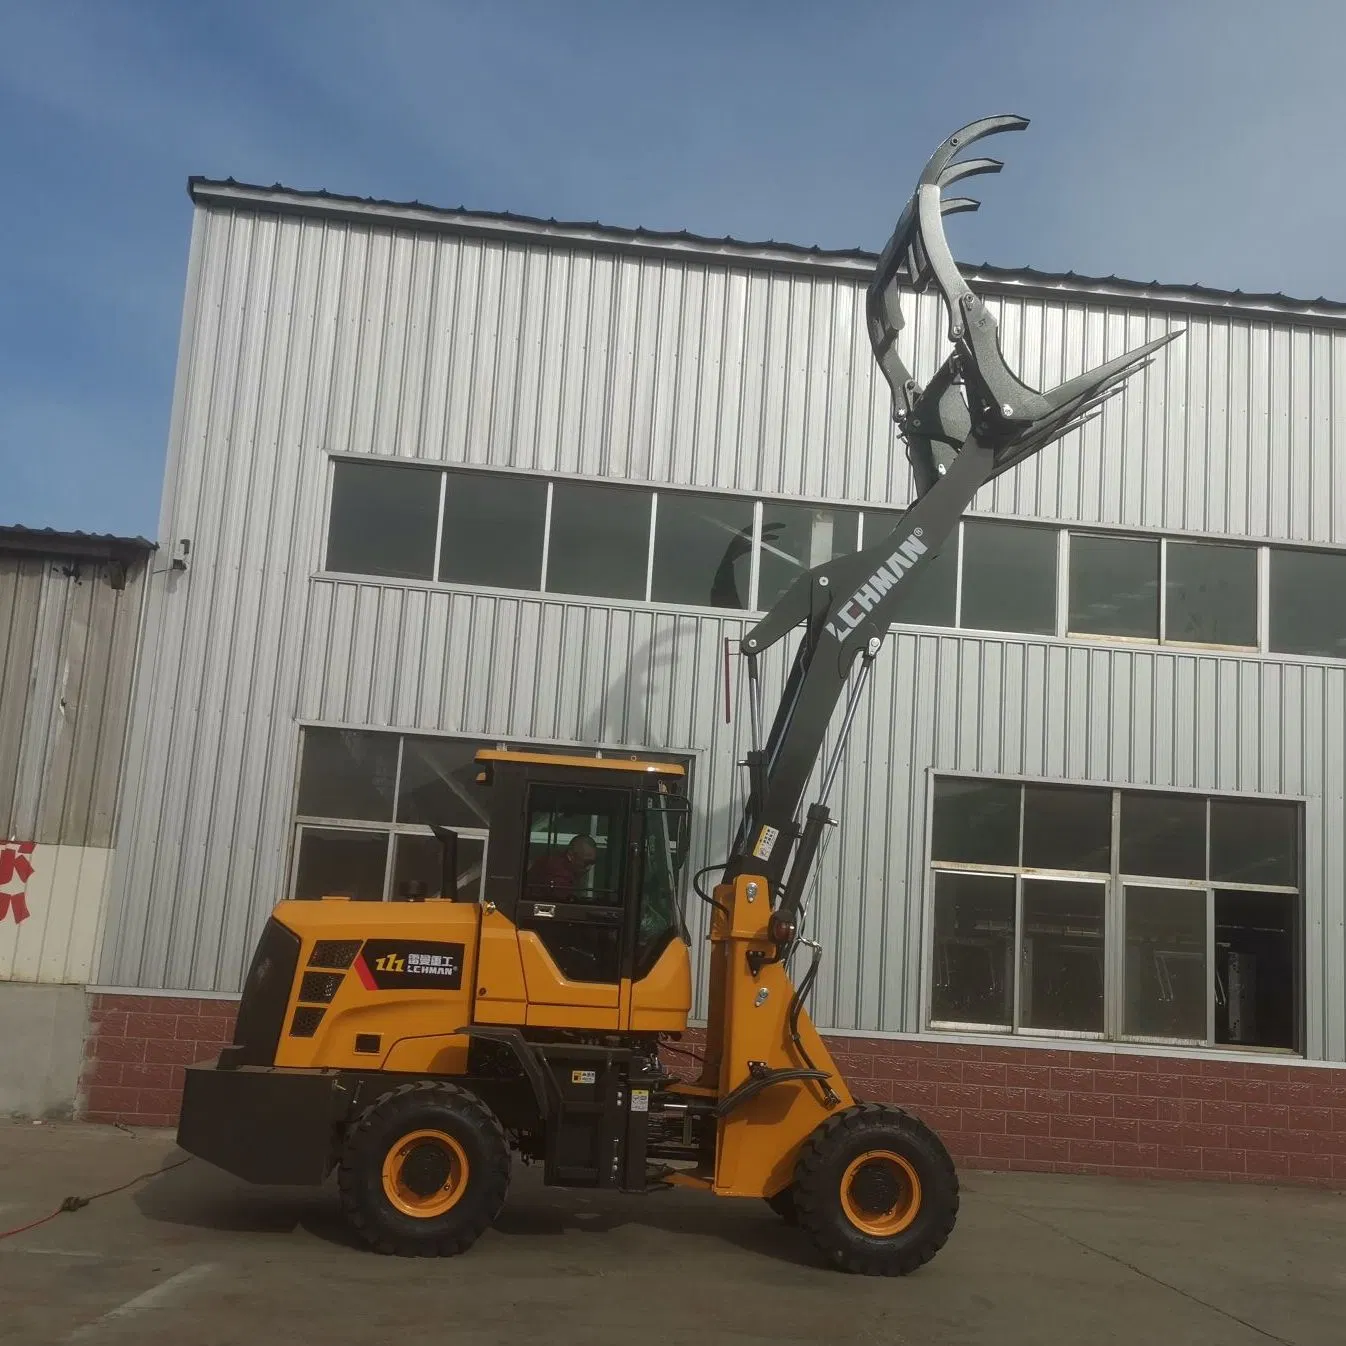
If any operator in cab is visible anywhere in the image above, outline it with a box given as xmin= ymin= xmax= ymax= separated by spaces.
xmin=525 ymin=833 xmax=597 ymax=897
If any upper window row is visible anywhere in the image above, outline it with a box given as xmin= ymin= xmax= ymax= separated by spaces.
xmin=325 ymin=460 xmax=1346 ymax=659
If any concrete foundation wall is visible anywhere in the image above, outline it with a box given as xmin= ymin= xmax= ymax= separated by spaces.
xmin=0 ymin=981 xmax=89 ymax=1119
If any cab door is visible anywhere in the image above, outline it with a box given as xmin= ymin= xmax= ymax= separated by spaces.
xmin=516 ymin=780 xmax=632 ymax=1029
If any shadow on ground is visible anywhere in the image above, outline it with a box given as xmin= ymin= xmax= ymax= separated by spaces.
xmin=132 ymin=1150 xmax=826 ymax=1269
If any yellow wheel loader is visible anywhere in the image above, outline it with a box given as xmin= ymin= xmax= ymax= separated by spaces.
xmin=175 ymin=116 xmax=1177 ymax=1274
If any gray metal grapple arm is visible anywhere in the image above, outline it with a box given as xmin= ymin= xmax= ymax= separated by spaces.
xmin=722 ymin=116 xmax=1180 ymax=957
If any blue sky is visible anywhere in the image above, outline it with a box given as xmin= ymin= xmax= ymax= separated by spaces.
xmin=2 ymin=0 xmax=1344 ymax=540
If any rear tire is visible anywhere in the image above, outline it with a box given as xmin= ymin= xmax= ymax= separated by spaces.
xmin=337 ymin=1080 xmax=510 ymax=1257
xmin=793 ymin=1103 xmax=958 ymax=1276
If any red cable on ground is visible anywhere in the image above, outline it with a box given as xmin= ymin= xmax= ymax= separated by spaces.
xmin=0 ymin=1209 xmax=64 ymax=1241
xmin=0 ymin=1157 xmax=192 ymax=1242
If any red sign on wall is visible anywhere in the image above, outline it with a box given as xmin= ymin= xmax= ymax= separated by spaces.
xmin=0 ymin=842 xmax=35 ymax=924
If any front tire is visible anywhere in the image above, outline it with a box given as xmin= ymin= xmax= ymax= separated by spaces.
xmin=793 ymin=1103 xmax=958 ymax=1276
xmin=337 ymin=1080 xmax=510 ymax=1257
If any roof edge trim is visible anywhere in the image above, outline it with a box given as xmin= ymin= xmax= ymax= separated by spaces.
xmin=187 ymin=177 xmax=1346 ymax=325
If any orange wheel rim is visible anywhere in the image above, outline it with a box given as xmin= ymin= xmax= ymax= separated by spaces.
xmin=381 ymin=1129 xmax=469 ymax=1218
xmin=839 ymin=1149 xmax=922 ymax=1236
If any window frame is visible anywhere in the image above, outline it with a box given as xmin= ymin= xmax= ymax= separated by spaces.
xmin=316 ymin=455 xmax=1346 ymax=665
xmin=921 ymin=769 xmax=1305 ymax=1055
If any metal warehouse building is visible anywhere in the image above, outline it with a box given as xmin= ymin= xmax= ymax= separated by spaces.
xmin=72 ymin=177 xmax=1346 ymax=1182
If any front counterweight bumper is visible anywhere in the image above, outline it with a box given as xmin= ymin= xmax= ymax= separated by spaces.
xmin=176 ymin=1060 xmax=353 ymax=1185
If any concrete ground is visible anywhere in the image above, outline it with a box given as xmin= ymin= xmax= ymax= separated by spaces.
xmin=1 ymin=1120 xmax=1343 ymax=1346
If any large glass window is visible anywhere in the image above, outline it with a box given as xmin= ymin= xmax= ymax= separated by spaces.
xmin=546 ymin=481 xmax=652 ymax=601
xmin=392 ymin=832 xmax=486 ymax=901
xmin=1215 ymin=890 xmax=1298 ymax=1050
xmin=928 ymin=774 xmax=1302 ymax=1053
xmin=293 ymin=827 xmax=388 ymax=901
xmin=930 ymin=872 xmax=1015 ymax=1027
xmin=1269 ymin=548 xmax=1346 ymax=658
xmin=1210 ymin=798 xmax=1299 ymax=886
xmin=756 ymin=503 xmax=860 ymax=609
xmin=650 ymin=491 xmax=756 ymax=610
xmin=1165 ymin=541 xmax=1257 ymax=647
xmin=930 ymin=777 xmax=1020 ymax=866
xmin=297 ymin=729 xmax=399 ymax=822
xmin=1069 ymin=534 xmax=1159 ymax=639
xmin=1119 ymin=791 xmax=1206 ymax=879
xmin=960 ymin=520 xmax=1057 ymax=635
xmin=396 ymin=737 xmax=491 ymax=829
xmin=327 ymin=460 xmax=441 ymax=580
xmin=1020 ymin=879 xmax=1106 ymax=1034
xmin=290 ymin=726 xmax=693 ymax=905
xmin=439 ymin=470 xmax=547 ymax=591
xmin=1124 ymin=885 xmax=1207 ymax=1041
xmin=1022 ymin=784 xmax=1112 ymax=872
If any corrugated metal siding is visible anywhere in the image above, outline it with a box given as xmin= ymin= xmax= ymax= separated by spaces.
xmin=0 ymin=553 xmax=147 ymax=847
xmin=100 ymin=203 xmax=1346 ymax=1062
xmin=197 ymin=207 xmax=1344 ymax=545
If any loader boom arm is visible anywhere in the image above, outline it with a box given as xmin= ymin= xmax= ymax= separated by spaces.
xmin=720 ymin=116 xmax=1180 ymax=950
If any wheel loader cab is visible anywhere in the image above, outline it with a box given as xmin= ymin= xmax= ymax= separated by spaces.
xmin=470 ymin=750 xmax=694 ymax=1035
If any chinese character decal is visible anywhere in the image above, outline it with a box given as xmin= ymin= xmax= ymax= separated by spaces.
xmin=0 ymin=842 xmax=35 ymax=925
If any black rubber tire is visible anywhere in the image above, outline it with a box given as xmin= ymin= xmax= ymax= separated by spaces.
xmin=764 ymin=1184 xmax=798 ymax=1225
xmin=337 ymin=1080 xmax=510 ymax=1257
xmin=793 ymin=1103 xmax=958 ymax=1276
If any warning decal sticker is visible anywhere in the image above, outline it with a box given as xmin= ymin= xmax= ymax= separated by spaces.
xmin=752 ymin=826 xmax=780 ymax=861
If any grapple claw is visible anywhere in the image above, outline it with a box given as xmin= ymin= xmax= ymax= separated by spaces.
xmin=865 ymin=116 xmax=1183 ymax=502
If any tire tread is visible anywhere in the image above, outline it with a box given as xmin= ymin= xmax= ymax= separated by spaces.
xmin=337 ymin=1079 xmax=510 ymax=1257
xmin=792 ymin=1102 xmax=958 ymax=1276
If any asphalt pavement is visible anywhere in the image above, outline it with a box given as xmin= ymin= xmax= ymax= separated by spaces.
xmin=1 ymin=1118 xmax=1343 ymax=1345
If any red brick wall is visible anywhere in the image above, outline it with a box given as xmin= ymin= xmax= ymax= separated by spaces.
xmin=842 ymin=1038 xmax=1346 ymax=1186
xmin=80 ymin=993 xmax=1346 ymax=1187
xmin=80 ymin=994 xmax=239 ymax=1127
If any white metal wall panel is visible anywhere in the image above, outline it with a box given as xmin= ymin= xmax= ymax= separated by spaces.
xmin=101 ymin=201 xmax=1346 ymax=1066
xmin=0 ymin=553 xmax=146 ymax=848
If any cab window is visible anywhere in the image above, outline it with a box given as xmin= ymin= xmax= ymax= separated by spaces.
xmin=523 ymin=784 xmax=628 ymax=906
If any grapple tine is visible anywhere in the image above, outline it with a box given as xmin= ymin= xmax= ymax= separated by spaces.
xmin=937 ymin=156 xmax=1003 ymax=188
xmin=940 ymin=197 xmax=980 ymax=216
xmin=917 ymin=115 xmax=1029 ymax=187
xmin=1040 ymin=331 xmax=1179 ymax=410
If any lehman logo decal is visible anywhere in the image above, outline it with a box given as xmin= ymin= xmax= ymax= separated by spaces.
xmin=825 ymin=529 xmax=928 ymax=642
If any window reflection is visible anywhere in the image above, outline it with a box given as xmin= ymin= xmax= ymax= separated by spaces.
xmin=650 ymin=492 xmax=756 ymax=610
xmin=756 ymin=502 xmax=860 ymax=609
